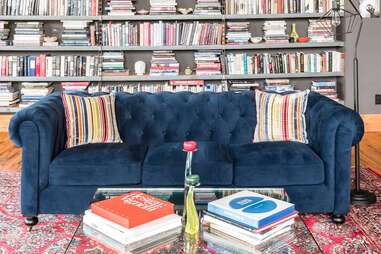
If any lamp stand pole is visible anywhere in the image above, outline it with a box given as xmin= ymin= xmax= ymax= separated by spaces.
xmin=349 ymin=14 xmax=376 ymax=205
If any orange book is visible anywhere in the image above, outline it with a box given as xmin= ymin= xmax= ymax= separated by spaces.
xmin=91 ymin=192 xmax=174 ymax=229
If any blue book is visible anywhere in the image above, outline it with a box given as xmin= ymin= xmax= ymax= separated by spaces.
xmin=207 ymin=191 xmax=295 ymax=229
xmin=29 ymin=56 xmax=36 ymax=77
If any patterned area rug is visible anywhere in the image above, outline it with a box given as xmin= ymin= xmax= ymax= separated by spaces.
xmin=0 ymin=169 xmax=380 ymax=254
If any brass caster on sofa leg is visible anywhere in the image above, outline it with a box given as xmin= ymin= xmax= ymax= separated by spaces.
xmin=25 ymin=216 xmax=38 ymax=231
xmin=331 ymin=214 xmax=345 ymax=224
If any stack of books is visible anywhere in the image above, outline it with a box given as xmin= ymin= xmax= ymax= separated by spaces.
xmin=102 ymin=52 xmax=129 ymax=76
xmin=13 ymin=22 xmax=43 ymax=46
xmin=83 ymin=192 xmax=182 ymax=253
xmin=150 ymin=51 xmax=179 ymax=76
xmin=308 ymin=19 xmax=335 ymax=42
xmin=61 ymin=21 xmax=91 ymax=46
xmin=194 ymin=51 xmax=222 ymax=75
xmin=0 ymin=21 xmax=10 ymax=46
xmin=194 ymin=0 xmax=222 ymax=15
xmin=149 ymin=0 xmax=177 ymax=15
xmin=226 ymin=22 xmax=251 ymax=45
xmin=202 ymin=191 xmax=298 ymax=252
xmin=262 ymin=21 xmax=289 ymax=44
xmin=264 ymin=79 xmax=294 ymax=93
xmin=105 ymin=0 xmax=136 ymax=15
xmin=311 ymin=81 xmax=338 ymax=101
xmin=0 ymin=83 xmax=20 ymax=107
xmin=61 ymin=82 xmax=90 ymax=91
xmin=229 ymin=80 xmax=260 ymax=91
xmin=20 ymin=82 xmax=53 ymax=108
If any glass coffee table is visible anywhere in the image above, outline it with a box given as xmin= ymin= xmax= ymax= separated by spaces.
xmin=67 ymin=187 xmax=322 ymax=253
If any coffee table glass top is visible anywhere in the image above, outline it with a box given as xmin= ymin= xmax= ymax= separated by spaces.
xmin=68 ymin=187 xmax=322 ymax=254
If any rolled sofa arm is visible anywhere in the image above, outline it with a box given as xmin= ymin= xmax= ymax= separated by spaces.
xmin=307 ymin=92 xmax=364 ymax=214
xmin=8 ymin=92 xmax=66 ymax=215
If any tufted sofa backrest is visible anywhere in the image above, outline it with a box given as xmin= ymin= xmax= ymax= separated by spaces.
xmin=115 ymin=91 xmax=257 ymax=146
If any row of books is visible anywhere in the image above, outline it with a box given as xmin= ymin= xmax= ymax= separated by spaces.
xmin=0 ymin=55 xmax=101 ymax=77
xmin=226 ymin=51 xmax=344 ymax=75
xmin=0 ymin=0 xmax=99 ymax=16
xmin=87 ymin=80 xmax=228 ymax=93
xmin=225 ymin=0 xmax=342 ymax=14
xmin=0 ymin=19 xmax=335 ymax=47
xmin=101 ymin=21 xmax=224 ymax=47
xmin=83 ymin=192 xmax=182 ymax=253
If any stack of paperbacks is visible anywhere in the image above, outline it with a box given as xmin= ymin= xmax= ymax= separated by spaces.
xmin=202 ymin=190 xmax=297 ymax=253
xmin=83 ymin=192 xmax=182 ymax=253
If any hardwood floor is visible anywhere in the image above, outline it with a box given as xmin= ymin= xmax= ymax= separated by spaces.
xmin=0 ymin=132 xmax=380 ymax=175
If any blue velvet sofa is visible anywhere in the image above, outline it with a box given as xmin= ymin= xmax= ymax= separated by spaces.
xmin=9 ymin=91 xmax=364 ymax=228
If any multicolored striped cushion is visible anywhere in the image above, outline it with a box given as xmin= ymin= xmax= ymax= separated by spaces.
xmin=253 ymin=90 xmax=309 ymax=144
xmin=62 ymin=93 xmax=122 ymax=148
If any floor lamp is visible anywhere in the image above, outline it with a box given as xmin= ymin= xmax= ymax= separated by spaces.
xmin=322 ymin=0 xmax=377 ymax=205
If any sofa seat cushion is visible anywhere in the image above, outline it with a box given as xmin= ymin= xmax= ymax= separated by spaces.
xmin=49 ymin=143 xmax=147 ymax=186
xmin=142 ymin=142 xmax=233 ymax=186
xmin=231 ymin=142 xmax=324 ymax=187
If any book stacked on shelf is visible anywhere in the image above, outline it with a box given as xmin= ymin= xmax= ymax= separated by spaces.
xmin=150 ymin=0 xmax=177 ymax=15
xmin=20 ymin=82 xmax=54 ymax=108
xmin=229 ymin=80 xmax=260 ymax=91
xmin=61 ymin=21 xmax=92 ymax=46
xmin=226 ymin=22 xmax=251 ymax=45
xmin=264 ymin=79 xmax=294 ymax=93
xmin=262 ymin=21 xmax=289 ymax=44
xmin=194 ymin=51 xmax=222 ymax=75
xmin=202 ymin=190 xmax=298 ymax=253
xmin=105 ymin=0 xmax=136 ymax=15
xmin=0 ymin=22 xmax=10 ymax=46
xmin=225 ymin=0 xmax=339 ymax=14
xmin=0 ymin=83 xmax=20 ymax=106
xmin=194 ymin=0 xmax=222 ymax=15
xmin=0 ymin=55 xmax=101 ymax=77
xmin=61 ymin=82 xmax=90 ymax=91
xmin=308 ymin=19 xmax=335 ymax=42
xmin=150 ymin=51 xmax=179 ymax=76
xmin=83 ymin=192 xmax=182 ymax=253
xmin=13 ymin=22 xmax=43 ymax=46
xmin=226 ymin=51 xmax=344 ymax=74
xmin=311 ymin=81 xmax=338 ymax=101
xmin=102 ymin=52 xmax=128 ymax=76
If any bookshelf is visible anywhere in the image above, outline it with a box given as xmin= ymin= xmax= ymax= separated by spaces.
xmin=0 ymin=0 xmax=345 ymax=113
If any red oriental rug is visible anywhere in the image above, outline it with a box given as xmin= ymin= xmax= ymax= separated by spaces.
xmin=0 ymin=168 xmax=380 ymax=254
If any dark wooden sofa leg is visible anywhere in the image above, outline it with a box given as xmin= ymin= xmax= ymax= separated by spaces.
xmin=331 ymin=214 xmax=345 ymax=224
xmin=25 ymin=216 xmax=38 ymax=231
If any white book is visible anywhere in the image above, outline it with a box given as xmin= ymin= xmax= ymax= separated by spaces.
xmin=83 ymin=210 xmax=182 ymax=244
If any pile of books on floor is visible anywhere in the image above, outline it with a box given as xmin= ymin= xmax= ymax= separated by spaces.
xmin=0 ymin=21 xmax=10 ymax=46
xmin=226 ymin=22 xmax=251 ymax=45
xmin=308 ymin=19 xmax=335 ymax=42
xmin=311 ymin=81 xmax=338 ymax=101
xmin=150 ymin=51 xmax=179 ymax=76
xmin=229 ymin=80 xmax=260 ymax=91
xmin=0 ymin=82 xmax=20 ymax=107
xmin=102 ymin=52 xmax=129 ymax=76
xmin=150 ymin=0 xmax=177 ymax=15
xmin=13 ymin=22 xmax=44 ymax=46
xmin=194 ymin=51 xmax=222 ymax=75
xmin=202 ymin=190 xmax=298 ymax=252
xmin=61 ymin=82 xmax=90 ymax=91
xmin=262 ymin=21 xmax=289 ymax=44
xmin=264 ymin=79 xmax=294 ymax=93
xmin=83 ymin=192 xmax=182 ymax=253
xmin=61 ymin=21 xmax=91 ymax=46
xmin=105 ymin=0 xmax=136 ymax=15
xmin=194 ymin=0 xmax=222 ymax=15
xmin=20 ymin=82 xmax=54 ymax=108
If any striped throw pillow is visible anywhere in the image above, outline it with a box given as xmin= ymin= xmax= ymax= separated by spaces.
xmin=253 ymin=90 xmax=309 ymax=144
xmin=62 ymin=93 xmax=122 ymax=148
